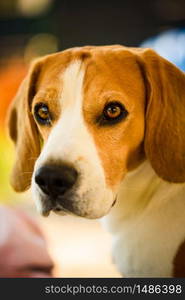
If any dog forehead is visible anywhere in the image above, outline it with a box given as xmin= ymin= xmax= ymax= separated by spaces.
xmin=38 ymin=45 xmax=136 ymax=84
xmin=35 ymin=45 xmax=143 ymax=111
xmin=57 ymin=45 xmax=139 ymax=92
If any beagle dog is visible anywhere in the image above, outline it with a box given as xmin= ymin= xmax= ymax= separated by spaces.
xmin=8 ymin=45 xmax=185 ymax=277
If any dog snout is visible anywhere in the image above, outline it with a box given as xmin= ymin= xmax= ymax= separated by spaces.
xmin=35 ymin=164 xmax=78 ymax=198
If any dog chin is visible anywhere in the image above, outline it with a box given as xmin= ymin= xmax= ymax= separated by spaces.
xmin=35 ymin=195 xmax=114 ymax=219
xmin=52 ymin=207 xmax=112 ymax=219
xmin=43 ymin=202 xmax=112 ymax=219
xmin=32 ymin=183 xmax=115 ymax=219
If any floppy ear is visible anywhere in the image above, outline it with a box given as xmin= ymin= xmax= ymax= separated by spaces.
xmin=138 ymin=49 xmax=185 ymax=183
xmin=7 ymin=60 xmax=43 ymax=192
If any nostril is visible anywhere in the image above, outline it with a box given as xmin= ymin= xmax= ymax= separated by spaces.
xmin=53 ymin=178 xmax=63 ymax=187
xmin=35 ymin=175 xmax=45 ymax=187
xmin=35 ymin=171 xmax=50 ymax=195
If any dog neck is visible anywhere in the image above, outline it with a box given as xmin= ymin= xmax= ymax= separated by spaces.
xmin=104 ymin=160 xmax=172 ymax=230
xmin=102 ymin=160 xmax=185 ymax=277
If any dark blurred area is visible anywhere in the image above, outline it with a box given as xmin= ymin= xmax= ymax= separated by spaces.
xmin=1 ymin=0 xmax=185 ymax=60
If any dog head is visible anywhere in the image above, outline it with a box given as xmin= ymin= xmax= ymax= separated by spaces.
xmin=8 ymin=45 xmax=185 ymax=218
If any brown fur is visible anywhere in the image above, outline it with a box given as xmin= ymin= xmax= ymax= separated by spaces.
xmin=7 ymin=61 xmax=42 ymax=191
xmin=137 ymin=49 xmax=185 ymax=183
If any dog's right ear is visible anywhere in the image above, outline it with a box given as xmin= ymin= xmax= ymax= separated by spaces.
xmin=136 ymin=49 xmax=185 ymax=183
xmin=7 ymin=59 xmax=44 ymax=192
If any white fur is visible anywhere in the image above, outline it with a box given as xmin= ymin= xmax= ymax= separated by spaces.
xmin=32 ymin=61 xmax=114 ymax=218
xmin=102 ymin=160 xmax=185 ymax=277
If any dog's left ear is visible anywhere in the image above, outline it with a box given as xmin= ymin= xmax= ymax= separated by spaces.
xmin=7 ymin=59 xmax=44 ymax=192
xmin=137 ymin=49 xmax=185 ymax=183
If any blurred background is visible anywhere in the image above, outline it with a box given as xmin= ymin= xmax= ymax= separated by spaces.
xmin=0 ymin=0 xmax=185 ymax=277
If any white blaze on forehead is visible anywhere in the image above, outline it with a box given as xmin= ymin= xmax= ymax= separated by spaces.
xmin=33 ymin=60 xmax=114 ymax=217
xmin=60 ymin=60 xmax=84 ymax=110
xmin=39 ymin=60 xmax=89 ymax=161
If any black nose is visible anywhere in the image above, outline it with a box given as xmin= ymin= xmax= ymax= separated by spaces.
xmin=35 ymin=164 xmax=78 ymax=198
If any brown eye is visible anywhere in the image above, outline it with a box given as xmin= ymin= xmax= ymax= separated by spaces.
xmin=34 ymin=103 xmax=51 ymax=125
xmin=104 ymin=104 xmax=122 ymax=119
xmin=101 ymin=101 xmax=128 ymax=125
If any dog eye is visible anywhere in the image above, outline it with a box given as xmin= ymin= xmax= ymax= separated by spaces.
xmin=34 ymin=103 xmax=51 ymax=125
xmin=104 ymin=103 xmax=122 ymax=119
xmin=99 ymin=101 xmax=128 ymax=125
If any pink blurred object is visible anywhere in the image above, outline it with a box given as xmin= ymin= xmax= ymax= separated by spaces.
xmin=0 ymin=206 xmax=54 ymax=277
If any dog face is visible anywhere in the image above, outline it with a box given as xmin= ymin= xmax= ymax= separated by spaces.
xmin=8 ymin=45 xmax=185 ymax=218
